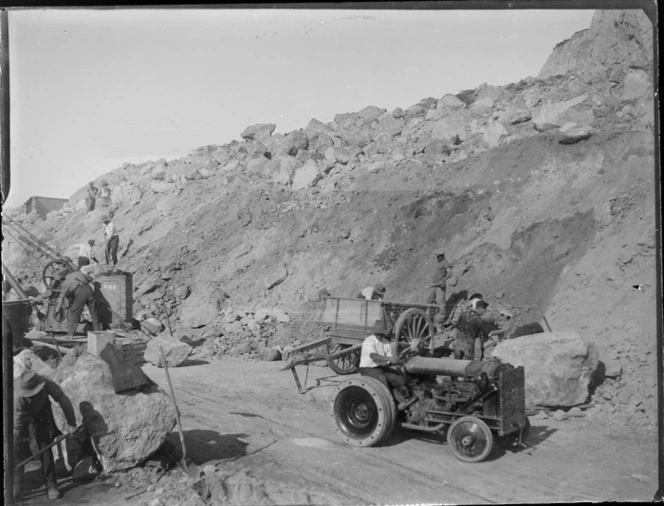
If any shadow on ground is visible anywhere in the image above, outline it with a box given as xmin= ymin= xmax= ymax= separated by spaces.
xmin=166 ymin=430 xmax=250 ymax=466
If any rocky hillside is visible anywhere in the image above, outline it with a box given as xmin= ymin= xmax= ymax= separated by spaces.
xmin=3 ymin=10 xmax=656 ymax=432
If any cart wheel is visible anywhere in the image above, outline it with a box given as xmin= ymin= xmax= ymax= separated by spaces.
xmin=498 ymin=417 xmax=531 ymax=449
xmin=331 ymin=376 xmax=396 ymax=447
xmin=326 ymin=343 xmax=360 ymax=375
xmin=42 ymin=260 xmax=70 ymax=290
xmin=394 ymin=308 xmax=434 ymax=355
xmin=447 ymin=416 xmax=494 ymax=463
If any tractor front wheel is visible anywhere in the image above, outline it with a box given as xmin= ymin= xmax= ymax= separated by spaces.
xmin=447 ymin=416 xmax=494 ymax=463
xmin=331 ymin=376 xmax=396 ymax=447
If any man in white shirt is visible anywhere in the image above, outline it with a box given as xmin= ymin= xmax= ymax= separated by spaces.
xmin=73 ymin=239 xmax=99 ymax=268
xmin=102 ymin=215 xmax=119 ymax=268
xmin=357 ymin=284 xmax=386 ymax=301
xmin=359 ymin=320 xmax=420 ymax=407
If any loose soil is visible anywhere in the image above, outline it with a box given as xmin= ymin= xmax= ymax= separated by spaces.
xmin=17 ymin=357 xmax=657 ymax=505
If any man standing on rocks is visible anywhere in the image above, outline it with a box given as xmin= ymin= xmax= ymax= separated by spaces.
xmin=102 ymin=215 xmax=119 ymax=268
xmin=54 ymin=268 xmax=100 ymax=337
xmin=85 ymin=182 xmax=98 ymax=213
xmin=427 ymin=250 xmax=453 ymax=312
xmin=14 ymin=370 xmax=77 ymax=502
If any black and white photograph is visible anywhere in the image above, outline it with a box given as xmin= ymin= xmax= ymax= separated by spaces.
xmin=1 ymin=2 xmax=660 ymax=505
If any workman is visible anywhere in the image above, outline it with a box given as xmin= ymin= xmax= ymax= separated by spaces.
xmin=359 ymin=320 xmax=419 ymax=407
xmin=85 ymin=182 xmax=98 ymax=213
xmin=357 ymin=284 xmax=386 ymax=301
xmin=102 ymin=215 xmax=119 ymax=268
xmin=427 ymin=250 xmax=453 ymax=312
xmin=454 ymin=299 xmax=494 ymax=360
xmin=73 ymin=239 xmax=99 ymax=268
xmin=14 ymin=370 xmax=77 ymax=502
xmin=54 ymin=268 xmax=100 ymax=337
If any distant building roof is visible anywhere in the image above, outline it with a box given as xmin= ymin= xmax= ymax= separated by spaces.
xmin=23 ymin=196 xmax=68 ymax=219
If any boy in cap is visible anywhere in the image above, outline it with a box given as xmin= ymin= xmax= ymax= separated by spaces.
xmin=14 ymin=370 xmax=77 ymax=501
xmin=427 ymin=250 xmax=453 ymax=312
xmin=359 ymin=320 xmax=420 ymax=407
xmin=357 ymin=283 xmax=386 ymax=301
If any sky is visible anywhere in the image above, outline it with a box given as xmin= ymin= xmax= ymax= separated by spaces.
xmin=3 ymin=7 xmax=595 ymax=208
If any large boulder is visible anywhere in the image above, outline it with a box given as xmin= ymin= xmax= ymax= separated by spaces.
xmin=51 ymin=352 xmax=176 ymax=472
xmin=282 ymin=130 xmax=309 ymax=156
xmin=241 ymin=123 xmax=276 ymax=141
xmin=13 ymin=348 xmax=56 ymax=379
xmin=492 ymin=331 xmax=599 ymax=408
xmin=531 ymin=94 xmax=594 ymax=132
xmin=431 ymin=117 xmax=467 ymax=143
xmin=144 ymin=336 xmax=192 ymax=367
xmin=179 ymin=283 xmax=226 ymax=328
xmin=291 ymin=160 xmax=322 ymax=190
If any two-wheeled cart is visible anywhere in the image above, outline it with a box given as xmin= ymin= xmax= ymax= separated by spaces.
xmin=284 ymin=296 xmax=448 ymax=392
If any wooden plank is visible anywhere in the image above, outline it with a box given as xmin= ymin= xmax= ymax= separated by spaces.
xmin=289 ymin=336 xmax=331 ymax=354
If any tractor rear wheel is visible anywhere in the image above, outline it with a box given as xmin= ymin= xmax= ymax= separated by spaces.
xmin=326 ymin=343 xmax=360 ymax=375
xmin=447 ymin=416 xmax=494 ymax=463
xmin=331 ymin=376 xmax=396 ymax=447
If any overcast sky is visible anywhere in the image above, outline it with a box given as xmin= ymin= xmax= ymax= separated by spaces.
xmin=4 ymin=7 xmax=595 ymax=208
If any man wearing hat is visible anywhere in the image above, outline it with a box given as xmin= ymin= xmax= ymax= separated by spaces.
xmin=102 ymin=215 xmax=119 ymax=268
xmin=14 ymin=370 xmax=77 ymax=501
xmin=454 ymin=299 xmax=494 ymax=360
xmin=427 ymin=249 xmax=453 ymax=312
xmin=54 ymin=267 xmax=100 ymax=337
xmin=85 ymin=182 xmax=98 ymax=213
xmin=357 ymin=283 xmax=386 ymax=301
xmin=359 ymin=320 xmax=420 ymax=407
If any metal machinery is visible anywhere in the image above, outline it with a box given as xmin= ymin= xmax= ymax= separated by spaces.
xmin=330 ymin=354 xmax=530 ymax=463
xmin=2 ymin=215 xmax=133 ymax=334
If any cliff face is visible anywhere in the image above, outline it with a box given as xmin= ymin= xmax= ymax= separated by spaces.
xmin=538 ymin=9 xmax=653 ymax=79
xmin=4 ymin=10 xmax=657 ymax=432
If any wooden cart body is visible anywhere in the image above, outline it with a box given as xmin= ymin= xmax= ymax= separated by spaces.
xmin=286 ymin=297 xmax=440 ymax=377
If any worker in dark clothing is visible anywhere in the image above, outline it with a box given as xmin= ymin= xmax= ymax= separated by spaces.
xmin=427 ymin=249 xmax=453 ymax=311
xmin=454 ymin=299 xmax=494 ymax=360
xmin=85 ymin=182 xmax=98 ymax=213
xmin=14 ymin=370 xmax=77 ymax=501
xmin=54 ymin=268 xmax=100 ymax=337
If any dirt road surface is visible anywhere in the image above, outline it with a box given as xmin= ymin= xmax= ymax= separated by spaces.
xmin=142 ymin=358 xmax=656 ymax=504
xmin=16 ymin=357 xmax=658 ymax=505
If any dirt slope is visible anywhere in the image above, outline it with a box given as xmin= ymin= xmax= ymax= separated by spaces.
xmin=3 ymin=9 xmax=657 ymax=439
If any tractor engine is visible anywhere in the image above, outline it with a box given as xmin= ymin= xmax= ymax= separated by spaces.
xmin=402 ymin=357 xmax=515 ymax=426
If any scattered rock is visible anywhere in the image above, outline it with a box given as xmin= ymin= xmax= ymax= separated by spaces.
xmin=241 ymin=123 xmax=276 ymax=141
xmin=144 ymin=336 xmax=192 ymax=368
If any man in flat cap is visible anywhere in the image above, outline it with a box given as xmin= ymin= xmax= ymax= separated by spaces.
xmin=14 ymin=370 xmax=77 ymax=501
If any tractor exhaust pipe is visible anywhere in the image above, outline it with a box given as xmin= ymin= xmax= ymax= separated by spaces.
xmin=404 ymin=357 xmax=472 ymax=377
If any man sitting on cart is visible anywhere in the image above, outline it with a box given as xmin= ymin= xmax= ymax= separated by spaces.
xmin=359 ymin=320 xmax=420 ymax=407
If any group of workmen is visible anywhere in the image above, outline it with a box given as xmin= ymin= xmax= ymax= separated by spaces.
xmin=11 ymin=200 xmax=122 ymax=502
xmin=356 ymin=249 xmax=501 ymax=404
